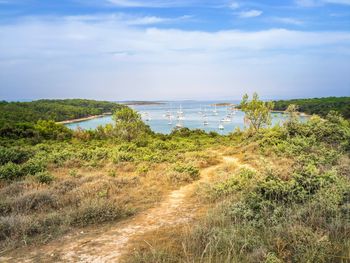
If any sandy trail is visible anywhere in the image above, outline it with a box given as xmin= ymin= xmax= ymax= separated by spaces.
xmin=1 ymin=156 xmax=239 ymax=263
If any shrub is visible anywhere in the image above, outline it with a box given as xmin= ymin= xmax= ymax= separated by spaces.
xmin=35 ymin=171 xmax=55 ymax=184
xmin=0 ymin=199 xmax=12 ymax=215
xmin=113 ymin=151 xmax=135 ymax=163
xmin=0 ymin=146 xmax=33 ymax=165
xmin=34 ymin=120 xmax=73 ymax=140
xmin=137 ymin=164 xmax=149 ymax=175
xmin=173 ymin=164 xmax=200 ymax=181
xmin=0 ymin=162 xmax=23 ymax=180
xmin=69 ymin=169 xmax=79 ymax=178
xmin=214 ymin=168 xmax=256 ymax=198
xmin=21 ymin=158 xmax=46 ymax=176
xmin=70 ymin=201 xmax=131 ymax=226
xmin=13 ymin=190 xmax=58 ymax=213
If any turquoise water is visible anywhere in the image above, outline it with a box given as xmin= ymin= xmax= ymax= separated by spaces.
xmin=65 ymin=101 xmax=307 ymax=135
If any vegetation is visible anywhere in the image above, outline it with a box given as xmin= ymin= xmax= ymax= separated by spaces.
xmin=0 ymin=96 xmax=349 ymax=263
xmin=273 ymin=96 xmax=350 ymax=119
xmin=0 ymin=99 xmax=123 ymax=126
xmin=129 ymin=114 xmax=350 ymax=262
xmin=0 ymin=106 xmax=226 ymax=252
xmin=240 ymin=93 xmax=274 ymax=132
xmin=113 ymin=107 xmax=152 ymax=142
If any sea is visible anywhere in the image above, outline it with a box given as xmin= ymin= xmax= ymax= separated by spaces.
xmin=64 ymin=100 xmax=307 ymax=135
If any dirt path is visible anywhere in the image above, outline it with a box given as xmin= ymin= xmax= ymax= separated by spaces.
xmin=1 ymin=156 xmax=240 ymax=263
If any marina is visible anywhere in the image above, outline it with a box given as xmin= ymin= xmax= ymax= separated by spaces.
xmin=64 ymin=101 xmax=309 ymax=135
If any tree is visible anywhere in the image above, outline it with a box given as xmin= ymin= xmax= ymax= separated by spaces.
xmin=113 ymin=108 xmax=151 ymax=142
xmin=240 ymin=93 xmax=274 ymax=133
xmin=284 ymin=104 xmax=300 ymax=135
xmin=285 ymin=104 xmax=300 ymax=123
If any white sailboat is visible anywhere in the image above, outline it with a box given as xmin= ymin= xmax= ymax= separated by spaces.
xmin=142 ymin=112 xmax=151 ymax=121
xmin=176 ymin=122 xmax=184 ymax=128
xmin=218 ymin=124 xmax=224 ymax=130
xmin=198 ymin=104 xmax=203 ymax=115
xmin=203 ymin=116 xmax=209 ymax=126
xmin=177 ymin=115 xmax=185 ymax=121
xmin=221 ymin=117 xmax=231 ymax=123
xmin=213 ymin=104 xmax=218 ymax=115
xmin=177 ymin=105 xmax=184 ymax=115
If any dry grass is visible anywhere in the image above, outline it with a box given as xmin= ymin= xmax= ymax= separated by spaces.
xmin=0 ymin=149 xmax=217 ymax=253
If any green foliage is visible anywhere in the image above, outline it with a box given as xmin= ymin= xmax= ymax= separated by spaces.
xmin=214 ymin=168 xmax=256 ymax=198
xmin=146 ymin=112 xmax=350 ymax=263
xmin=113 ymin=151 xmax=135 ymax=163
xmin=0 ymin=146 xmax=33 ymax=165
xmin=34 ymin=120 xmax=73 ymax=140
xmin=0 ymin=99 xmax=123 ymax=126
xmin=69 ymin=169 xmax=79 ymax=178
xmin=173 ymin=164 xmax=200 ymax=180
xmin=113 ymin=108 xmax=152 ymax=142
xmin=273 ymin=96 xmax=350 ymax=119
xmin=0 ymin=162 xmax=23 ymax=180
xmin=21 ymin=158 xmax=46 ymax=176
xmin=240 ymin=93 xmax=274 ymax=132
xmin=34 ymin=171 xmax=55 ymax=184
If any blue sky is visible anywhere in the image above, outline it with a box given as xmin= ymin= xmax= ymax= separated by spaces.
xmin=0 ymin=0 xmax=349 ymax=100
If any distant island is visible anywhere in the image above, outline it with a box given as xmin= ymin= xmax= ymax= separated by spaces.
xmin=121 ymin=101 xmax=166 ymax=106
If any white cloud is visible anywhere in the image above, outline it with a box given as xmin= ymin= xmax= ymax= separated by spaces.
xmin=106 ymin=0 xmax=190 ymax=8
xmin=50 ymin=13 xmax=192 ymax=26
xmin=238 ymin=10 xmax=263 ymax=18
xmin=296 ymin=0 xmax=350 ymax=6
xmin=325 ymin=0 xmax=350 ymax=4
xmin=0 ymin=15 xmax=349 ymax=100
xmin=272 ymin=17 xmax=304 ymax=25
xmin=229 ymin=1 xmax=240 ymax=9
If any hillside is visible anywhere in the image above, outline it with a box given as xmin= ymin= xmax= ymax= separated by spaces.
xmin=0 ymin=99 xmax=123 ymax=126
xmin=273 ymin=97 xmax=350 ymax=119
xmin=0 ymin=98 xmax=349 ymax=263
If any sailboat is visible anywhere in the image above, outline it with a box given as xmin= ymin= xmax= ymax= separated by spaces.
xmin=176 ymin=122 xmax=184 ymax=128
xmin=167 ymin=115 xmax=173 ymax=125
xmin=221 ymin=117 xmax=231 ymax=123
xmin=213 ymin=104 xmax=218 ymax=116
xmin=142 ymin=112 xmax=151 ymax=121
xmin=203 ymin=116 xmax=209 ymax=126
xmin=218 ymin=124 xmax=224 ymax=130
xmin=177 ymin=105 xmax=184 ymax=115
xmin=198 ymin=105 xmax=203 ymax=115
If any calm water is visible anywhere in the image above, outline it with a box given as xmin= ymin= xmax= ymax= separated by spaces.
xmin=65 ymin=101 xmax=307 ymax=135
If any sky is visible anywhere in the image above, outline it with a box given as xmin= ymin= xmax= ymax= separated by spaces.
xmin=0 ymin=0 xmax=349 ymax=101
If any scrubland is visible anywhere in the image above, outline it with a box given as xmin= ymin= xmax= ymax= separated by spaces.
xmin=0 ymin=105 xmax=349 ymax=263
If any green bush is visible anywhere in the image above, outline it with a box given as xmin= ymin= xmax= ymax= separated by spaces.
xmin=0 ymin=162 xmax=23 ymax=180
xmin=173 ymin=164 xmax=200 ymax=180
xmin=0 ymin=146 xmax=33 ymax=165
xmin=113 ymin=151 xmax=135 ymax=163
xmin=214 ymin=168 xmax=256 ymax=198
xmin=21 ymin=158 xmax=46 ymax=176
xmin=34 ymin=171 xmax=55 ymax=184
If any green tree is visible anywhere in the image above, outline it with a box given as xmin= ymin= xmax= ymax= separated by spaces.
xmin=34 ymin=120 xmax=72 ymax=140
xmin=240 ymin=93 xmax=274 ymax=132
xmin=285 ymin=104 xmax=299 ymax=125
xmin=113 ymin=108 xmax=151 ymax=142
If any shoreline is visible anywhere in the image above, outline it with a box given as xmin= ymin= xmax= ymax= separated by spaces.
xmin=57 ymin=113 xmax=112 ymax=125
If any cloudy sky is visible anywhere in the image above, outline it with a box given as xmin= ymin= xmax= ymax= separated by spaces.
xmin=0 ymin=0 xmax=349 ymax=101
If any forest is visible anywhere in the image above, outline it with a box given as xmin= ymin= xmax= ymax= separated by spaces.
xmin=273 ymin=97 xmax=350 ymax=119
xmin=0 ymin=99 xmax=124 ymax=126
xmin=0 ymin=96 xmax=349 ymax=262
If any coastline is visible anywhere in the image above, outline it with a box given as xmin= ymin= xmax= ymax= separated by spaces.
xmin=57 ymin=113 xmax=112 ymax=125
